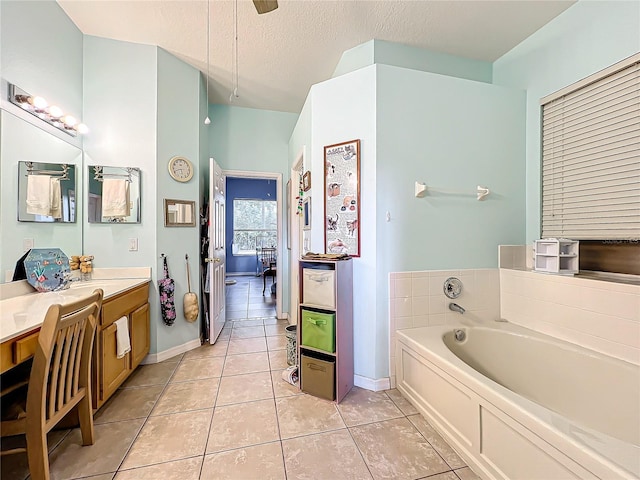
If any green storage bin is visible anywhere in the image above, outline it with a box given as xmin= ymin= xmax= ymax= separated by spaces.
xmin=301 ymin=310 xmax=336 ymax=353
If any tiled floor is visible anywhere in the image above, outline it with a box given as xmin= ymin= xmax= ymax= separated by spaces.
xmin=2 ymin=276 xmax=480 ymax=480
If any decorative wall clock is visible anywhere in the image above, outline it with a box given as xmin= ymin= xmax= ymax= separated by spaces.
xmin=168 ymin=156 xmax=194 ymax=182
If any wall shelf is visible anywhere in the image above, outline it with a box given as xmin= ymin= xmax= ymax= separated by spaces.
xmin=534 ymin=239 xmax=579 ymax=275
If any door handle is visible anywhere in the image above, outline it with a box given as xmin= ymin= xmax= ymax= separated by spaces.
xmin=205 ymin=258 xmax=221 ymax=263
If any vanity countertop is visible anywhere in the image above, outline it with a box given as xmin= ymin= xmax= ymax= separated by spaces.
xmin=0 ymin=275 xmax=150 ymax=344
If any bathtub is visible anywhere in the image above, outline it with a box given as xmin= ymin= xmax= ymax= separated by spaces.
xmin=395 ymin=323 xmax=639 ymax=480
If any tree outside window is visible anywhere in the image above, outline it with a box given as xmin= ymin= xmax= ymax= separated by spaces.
xmin=233 ymin=199 xmax=277 ymax=255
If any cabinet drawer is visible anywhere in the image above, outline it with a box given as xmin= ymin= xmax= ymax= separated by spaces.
xmin=102 ymin=283 xmax=149 ymax=326
xmin=302 ymin=269 xmax=335 ymax=308
xmin=13 ymin=331 xmax=39 ymax=364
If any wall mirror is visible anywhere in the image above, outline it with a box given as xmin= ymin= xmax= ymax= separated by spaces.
xmin=87 ymin=166 xmax=141 ymax=223
xmin=1 ymin=111 xmax=83 ymax=283
xmin=17 ymin=161 xmax=77 ymax=222
xmin=164 ymin=199 xmax=196 ymax=227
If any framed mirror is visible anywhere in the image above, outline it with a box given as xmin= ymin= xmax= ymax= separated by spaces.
xmin=87 ymin=166 xmax=141 ymax=223
xmin=164 ymin=199 xmax=196 ymax=227
xmin=18 ymin=161 xmax=77 ymax=222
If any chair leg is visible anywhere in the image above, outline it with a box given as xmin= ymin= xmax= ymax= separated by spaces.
xmin=263 ymin=272 xmax=267 ymax=295
xmin=26 ymin=425 xmax=50 ymax=480
xmin=77 ymin=394 xmax=95 ymax=446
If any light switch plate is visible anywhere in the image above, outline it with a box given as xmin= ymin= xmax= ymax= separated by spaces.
xmin=128 ymin=238 xmax=138 ymax=251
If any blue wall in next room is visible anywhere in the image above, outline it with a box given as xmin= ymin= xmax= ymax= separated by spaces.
xmin=226 ymin=177 xmax=277 ymax=274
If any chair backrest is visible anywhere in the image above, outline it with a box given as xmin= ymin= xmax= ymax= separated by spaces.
xmin=26 ymin=289 xmax=103 ymax=431
xmin=260 ymin=247 xmax=277 ymax=266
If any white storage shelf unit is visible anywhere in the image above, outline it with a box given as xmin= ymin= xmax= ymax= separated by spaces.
xmin=298 ymin=258 xmax=353 ymax=403
xmin=534 ymin=239 xmax=579 ymax=275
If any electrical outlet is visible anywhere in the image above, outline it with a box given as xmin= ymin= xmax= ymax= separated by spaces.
xmin=23 ymin=238 xmax=34 ymax=251
xmin=128 ymin=238 xmax=138 ymax=251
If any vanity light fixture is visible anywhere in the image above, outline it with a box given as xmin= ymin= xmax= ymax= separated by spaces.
xmin=8 ymin=83 xmax=88 ymax=137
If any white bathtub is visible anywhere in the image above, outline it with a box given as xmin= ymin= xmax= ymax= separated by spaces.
xmin=395 ymin=323 xmax=640 ymax=480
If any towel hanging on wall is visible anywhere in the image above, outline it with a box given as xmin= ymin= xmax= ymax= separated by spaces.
xmin=102 ymin=178 xmax=129 ymax=217
xmin=26 ymin=174 xmax=52 ymax=216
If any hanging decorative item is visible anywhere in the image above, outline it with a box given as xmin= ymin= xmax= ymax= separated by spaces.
xmin=295 ymin=172 xmax=304 ymax=215
xmin=158 ymin=254 xmax=177 ymax=326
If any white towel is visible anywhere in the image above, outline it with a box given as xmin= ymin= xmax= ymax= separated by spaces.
xmin=102 ymin=179 xmax=129 ymax=217
xmin=26 ymin=175 xmax=52 ymax=216
xmin=114 ymin=316 xmax=131 ymax=359
xmin=49 ymin=177 xmax=62 ymax=219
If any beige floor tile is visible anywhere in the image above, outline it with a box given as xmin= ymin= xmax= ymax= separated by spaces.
xmin=455 ymin=467 xmax=482 ymax=480
xmin=122 ymin=362 xmax=177 ymax=388
xmin=200 ymin=442 xmax=285 ymax=480
xmin=264 ymin=324 xmax=286 ymax=336
xmin=231 ymin=325 xmax=266 ymax=339
xmin=81 ymin=474 xmax=115 ymax=480
xmin=48 ymin=419 xmax=144 ymax=479
xmin=114 ymin=456 xmax=203 ymax=480
xmin=276 ymin=394 xmax=345 ymax=439
xmin=206 ymin=399 xmax=279 ymax=453
xmin=427 ymin=472 xmax=459 ymax=480
xmin=216 ymin=371 xmax=273 ymax=406
xmin=120 ymin=409 xmax=212 ymax=469
xmin=160 ymin=353 xmax=184 ymax=363
xmin=152 ymin=378 xmax=219 ymax=416
xmin=268 ymin=349 xmax=288 ymax=371
xmin=232 ymin=318 xmax=264 ymax=327
xmin=337 ymin=387 xmax=404 ymax=426
xmin=282 ymin=429 xmax=372 ymax=480
xmin=94 ymin=385 xmax=164 ymax=424
xmin=0 ymin=429 xmax=70 ymax=480
xmin=266 ymin=335 xmax=286 ymax=351
xmin=350 ymin=417 xmax=449 ymax=480
xmin=170 ymin=356 xmax=225 ymax=383
xmin=263 ymin=318 xmax=288 ymax=325
xmin=223 ymin=351 xmax=270 ymax=376
xmin=385 ymin=388 xmax=419 ymax=415
xmin=271 ymin=370 xmax=302 ymax=398
xmin=227 ymin=337 xmax=267 ymax=355
xmin=184 ymin=341 xmax=229 ymax=359
xmin=248 ymin=308 xmax=276 ymax=318
xmin=408 ymin=414 xmax=466 ymax=469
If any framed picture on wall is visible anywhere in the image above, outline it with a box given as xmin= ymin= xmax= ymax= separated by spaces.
xmin=302 ymin=171 xmax=311 ymax=191
xmin=324 ymin=139 xmax=360 ymax=257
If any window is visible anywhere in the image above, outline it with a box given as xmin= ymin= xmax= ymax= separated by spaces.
xmin=232 ymin=199 xmax=277 ymax=255
xmin=540 ymin=55 xmax=640 ymax=275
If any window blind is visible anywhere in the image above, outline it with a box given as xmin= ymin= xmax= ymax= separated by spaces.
xmin=541 ymin=58 xmax=640 ymax=240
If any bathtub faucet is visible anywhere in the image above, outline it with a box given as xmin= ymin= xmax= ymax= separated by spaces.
xmin=449 ymin=302 xmax=465 ymax=314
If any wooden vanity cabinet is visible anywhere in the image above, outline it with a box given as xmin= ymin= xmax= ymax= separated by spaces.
xmin=92 ymin=282 xmax=150 ymax=409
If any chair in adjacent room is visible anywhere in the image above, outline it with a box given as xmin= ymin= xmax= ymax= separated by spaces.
xmin=259 ymin=247 xmax=277 ymax=295
xmin=0 ymin=289 xmax=103 ymax=480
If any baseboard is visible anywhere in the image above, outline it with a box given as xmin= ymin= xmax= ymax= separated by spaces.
xmin=226 ymin=272 xmax=256 ymax=277
xmin=354 ymin=374 xmax=391 ymax=392
xmin=141 ymin=338 xmax=202 ymax=364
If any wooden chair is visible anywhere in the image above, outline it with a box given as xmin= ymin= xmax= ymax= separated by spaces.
xmin=259 ymin=247 xmax=277 ymax=295
xmin=1 ymin=289 xmax=103 ymax=480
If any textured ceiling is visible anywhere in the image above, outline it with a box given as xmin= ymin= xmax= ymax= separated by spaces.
xmin=58 ymin=0 xmax=575 ymax=113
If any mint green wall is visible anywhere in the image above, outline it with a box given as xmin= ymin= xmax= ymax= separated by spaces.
xmin=333 ymin=39 xmax=492 ymax=84
xmin=156 ymin=48 xmax=202 ymax=352
xmin=492 ymin=0 xmax=640 ymax=242
xmin=82 ymin=36 xmax=160 ymax=352
xmin=375 ymin=65 xmax=525 ymax=377
xmin=0 ymin=0 xmax=83 ymax=279
xmin=209 ymin=104 xmax=298 ymax=317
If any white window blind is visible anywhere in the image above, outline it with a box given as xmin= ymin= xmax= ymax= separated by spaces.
xmin=541 ymin=58 xmax=640 ymax=240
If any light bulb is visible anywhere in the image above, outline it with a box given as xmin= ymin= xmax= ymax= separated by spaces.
xmin=62 ymin=115 xmax=77 ymax=128
xmin=204 ymin=116 xmax=211 ymax=125
xmin=48 ymin=105 xmax=63 ymax=118
xmin=32 ymin=96 xmax=48 ymax=110
xmin=75 ymin=123 xmax=89 ymax=134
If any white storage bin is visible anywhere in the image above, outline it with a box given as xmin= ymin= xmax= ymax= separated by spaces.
xmin=302 ymin=268 xmax=336 ymax=308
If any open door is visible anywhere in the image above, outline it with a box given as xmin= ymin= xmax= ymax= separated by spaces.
xmin=208 ymin=158 xmax=226 ymax=343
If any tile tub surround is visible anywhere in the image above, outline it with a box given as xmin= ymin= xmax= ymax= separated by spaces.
xmin=500 ymin=267 xmax=640 ymax=365
xmin=0 ymin=305 xmax=481 ymax=480
xmin=389 ymin=269 xmax=500 ymax=388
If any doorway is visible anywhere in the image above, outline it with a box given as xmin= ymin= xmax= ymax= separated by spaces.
xmin=223 ymin=170 xmax=283 ymax=319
